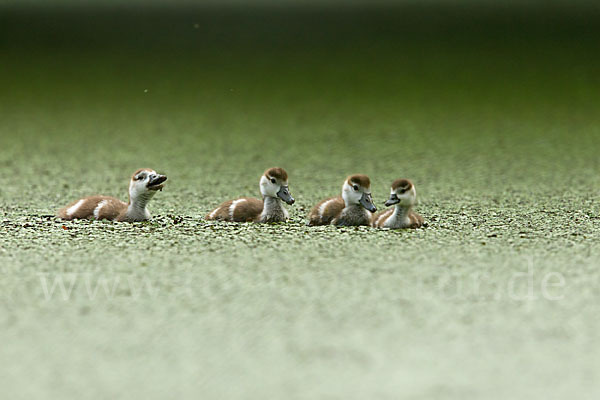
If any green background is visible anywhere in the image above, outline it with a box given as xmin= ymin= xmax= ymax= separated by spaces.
xmin=1 ymin=3 xmax=599 ymax=399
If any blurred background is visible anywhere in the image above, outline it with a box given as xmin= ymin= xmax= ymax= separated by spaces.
xmin=1 ymin=0 xmax=599 ymax=211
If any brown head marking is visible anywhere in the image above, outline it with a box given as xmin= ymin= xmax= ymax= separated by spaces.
xmin=391 ymin=178 xmax=413 ymax=191
xmin=264 ymin=167 xmax=288 ymax=182
xmin=131 ymin=168 xmax=154 ymax=181
xmin=347 ymin=174 xmax=371 ymax=189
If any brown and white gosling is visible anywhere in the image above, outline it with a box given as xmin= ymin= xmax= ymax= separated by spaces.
xmin=307 ymin=174 xmax=377 ymax=226
xmin=57 ymin=168 xmax=167 ymax=222
xmin=205 ymin=167 xmax=295 ymax=223
xmin=372 ymin=178 xmax=424 ymax=229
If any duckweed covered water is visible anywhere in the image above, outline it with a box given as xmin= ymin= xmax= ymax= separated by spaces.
xmin=1 ymin=5 xmax=599 ymax=399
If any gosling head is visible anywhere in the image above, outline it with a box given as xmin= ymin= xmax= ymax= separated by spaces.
xmin=385 ymin=178 xmax=417 ymax=207
xmin=342 ymin=174 xmax=376 ymax=212
xmin=129 ymin=168 xmax=168 ymax=201
xmin=259 ymin=167 xmax=295 ymax=205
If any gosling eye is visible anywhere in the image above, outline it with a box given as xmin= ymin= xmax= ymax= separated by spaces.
xmin=353 ymin=185 xmax=359 ymax=191
xmin=270 ymin=178 xmax=276 ymax=184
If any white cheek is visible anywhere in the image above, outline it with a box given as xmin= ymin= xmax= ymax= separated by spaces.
xmin=348 ymin=190 xmax=362 ymax=205
xmin=259 ymin=176 xmax=278 ymax=197
xmin=268 ymin=184 xmax=280 ymax=197
xmin=130 ymin=181 xmax=146 ymax=196
xmin=341 ymin=183 xmax=351 ymax=204
xmin=259 ymin=176 xmax=268 ymax=190
xmin=411 ymin=187 xmax=418 ymax=205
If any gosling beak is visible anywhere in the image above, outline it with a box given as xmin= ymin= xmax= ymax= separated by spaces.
xmin=385 ymin=193 xmax=400 ymax=207
xmin=147 ymin=174 xmax=167 ymax=191
xmin=360 ymin=192 xmax=377 ymax=212
xmin=277 ymin=185 xmax=295 ymax=205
